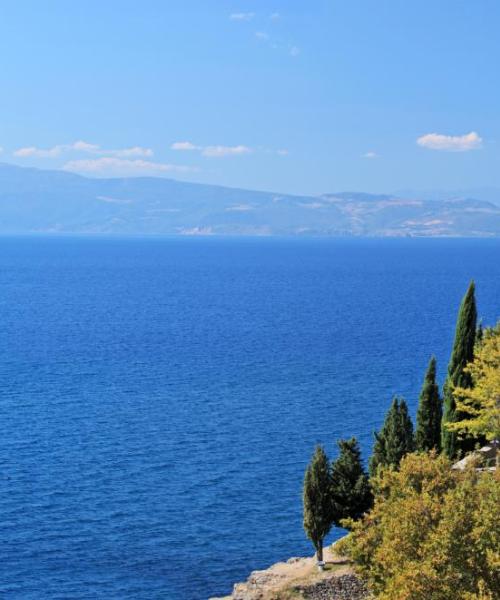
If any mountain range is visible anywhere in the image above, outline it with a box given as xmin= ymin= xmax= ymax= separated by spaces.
xmin=0 ymin=163 xmax=499 ymax=237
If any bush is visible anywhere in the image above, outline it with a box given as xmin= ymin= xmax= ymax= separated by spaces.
xmin=337 ymin=452 xmax=500 ymax=600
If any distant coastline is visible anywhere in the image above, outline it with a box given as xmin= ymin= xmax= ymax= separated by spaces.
xmin=0 ymin=163 xmax=499 ymax=237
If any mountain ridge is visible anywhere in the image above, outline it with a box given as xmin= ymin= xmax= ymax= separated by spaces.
xmin=0 ymin=163 xmax=499 ymax=237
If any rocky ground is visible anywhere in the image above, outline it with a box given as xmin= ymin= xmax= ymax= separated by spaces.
xmin=294 ymin=573 xmax=371 ymax=599
xmin=209 ymin=546 xmax=372 ymax=600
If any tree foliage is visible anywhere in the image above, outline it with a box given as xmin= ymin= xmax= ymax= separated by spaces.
xmin=338 ymin=452 xmax=500 ymax=600
xmin=369 ymin=397 xmax=414 ymax=477
xmin=442 ymin=281 xmax=477 ymax=458
xmin=447 ymin=321 xmax=500 ymax=443
xmin=303 ymin=445 xmax=332 ymax=561
xmin=415 ymin=356 xmax=442 ymax=452
xmin=330 ymin=438 xmax=372 ymax=527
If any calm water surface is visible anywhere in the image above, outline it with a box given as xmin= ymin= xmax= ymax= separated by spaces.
xmin=0 ymin=237 xmax=499 ymax=599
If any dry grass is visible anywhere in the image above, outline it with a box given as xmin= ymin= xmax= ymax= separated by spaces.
xmin=249 ymin=546 xmax=355 ymax=600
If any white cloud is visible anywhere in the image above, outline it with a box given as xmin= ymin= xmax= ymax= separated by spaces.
xmin=270 ymin=12 xmax=280 ymax=20
xmin=362 ymin=151 xmax=378 ymax=159
xmin=289 ymin=45 xmax=300 ymax=57
xmin=14 ymin=145 xmax=64 ymax=158
xmin=63 ymin=157 xmax=194 ymax=176
xmin=170 ymin=141 xmax=201 ymax=151
xmin=13 ymin=140 xmax=153 ymax=159
xmin=255 ymin=31 xmax=270 ymax=40
xmin=72 ymin=140 xmax=100 ymax=153
xmin=416 ymin=131 xmax=482 ymax=152
xmin=230 ymin=12 xmax=255 ymax=21
xmin=276 ymin=149 xmax=289 ymax=156
xmin=171 ymin=141 xmax=252 ymax=158
xmin=201 ymin=145 xmax=252 ymax=157
xmin=107 ymin=146 xmax=153 ymax=157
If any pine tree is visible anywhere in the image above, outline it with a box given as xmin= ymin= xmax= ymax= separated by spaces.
xmin=415 ymin=357 xmax=442 ymax=452
xmin=330 ymin=438 xmax=372 ymax=527
xmin=441 ymin=281 xmax=477 ymax=458
xmin=303 ymin=445 xmax=332 ymax=563
xmin=369 ymin=397 xmax=415 ymax=477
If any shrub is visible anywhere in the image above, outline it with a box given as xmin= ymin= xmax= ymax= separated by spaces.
xmin=337 ymin=452 xmax=500 ymax=600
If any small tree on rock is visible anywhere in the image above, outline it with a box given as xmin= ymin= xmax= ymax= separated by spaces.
xmin=303 ymin=445 xmax=332 ymax=562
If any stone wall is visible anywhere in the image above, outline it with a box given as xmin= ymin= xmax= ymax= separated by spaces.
xmin=294 ymin=573 xmax=372 ymax=599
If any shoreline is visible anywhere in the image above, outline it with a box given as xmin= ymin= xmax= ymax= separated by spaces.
xmin=210 ymin=545 xmax=371 ymax=600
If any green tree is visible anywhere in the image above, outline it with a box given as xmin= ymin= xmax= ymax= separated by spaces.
xmin=330 ymin=438 xmax=372 ymax=526
xmin=446 ymin=322 xmax=500 ymax=445
xmin=303 ymin=445 xmax=332 ymax=562
xmin=441 ymin=281 xmax=477 ymax=458
xmin=415 ymin=357 xmax=442 ymax=452
xmin=369 ymin=397 xmax=414 ymax=477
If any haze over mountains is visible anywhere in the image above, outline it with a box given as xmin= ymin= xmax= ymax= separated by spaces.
xmin=0 ymin=163 xmax=499 ymax=237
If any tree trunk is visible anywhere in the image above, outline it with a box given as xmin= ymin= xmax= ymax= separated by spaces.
xmin=316 ymin=542 xmax=323 ymax=563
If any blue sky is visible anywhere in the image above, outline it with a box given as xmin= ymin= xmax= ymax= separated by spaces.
xmin=1 ymin=1 xmax=499 ymax=195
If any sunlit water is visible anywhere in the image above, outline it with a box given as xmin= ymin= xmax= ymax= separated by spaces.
xmin=0 ymin=236 xmax=499 ymax=599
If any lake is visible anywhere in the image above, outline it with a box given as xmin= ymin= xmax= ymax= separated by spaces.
xmin=0 ymin=236 xmax=499 ymax=599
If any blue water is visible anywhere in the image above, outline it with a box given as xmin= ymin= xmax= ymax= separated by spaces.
xmin=0 ymin=237 xmax=499 ymax=599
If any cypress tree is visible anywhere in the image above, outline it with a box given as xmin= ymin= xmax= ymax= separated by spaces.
xmin=369 ymin=397 xmax=415 ymax=477
xmin=441 ymin=281 xmax=477 ymax=458
xmin=330 ymin=437 xmax=372 ymax=527
xmin=415 ymin=356 xmax=442 ymax=452
xmin=303 ymin=445 xmax=332 ymax=563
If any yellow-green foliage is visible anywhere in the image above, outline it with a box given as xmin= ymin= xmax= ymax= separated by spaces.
xmin=337 ymin=452 xmax=500 ymax=600
xmin=447 ymin=321 xmax=500 ymax=442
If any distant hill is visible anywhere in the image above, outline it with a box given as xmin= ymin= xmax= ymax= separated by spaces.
xmin=0 ymin=163 xmax=499 ymax=237
xmin=395 ymin=187 xmax=500 ymax=206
